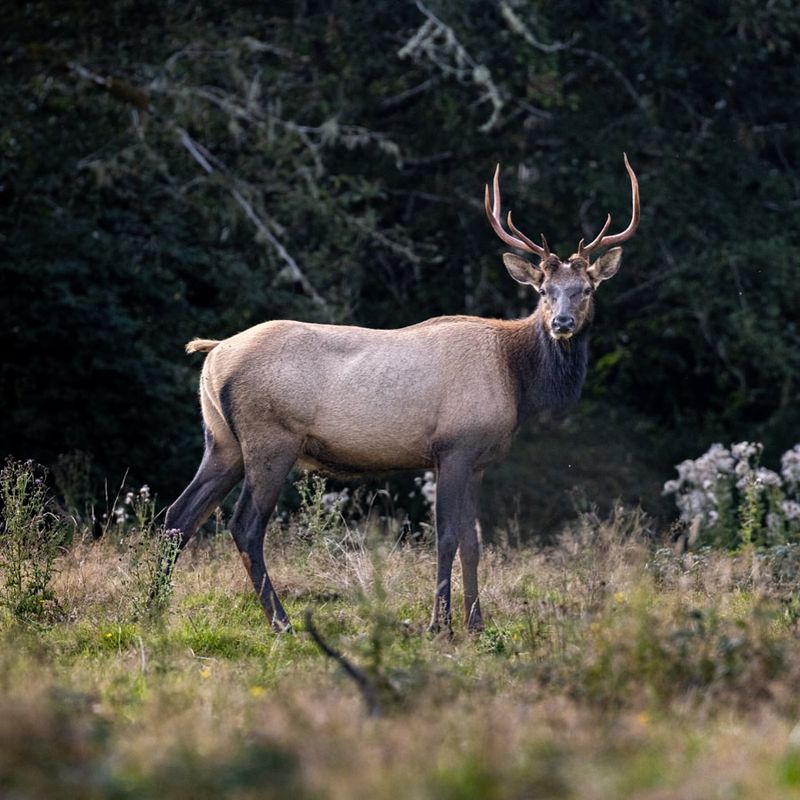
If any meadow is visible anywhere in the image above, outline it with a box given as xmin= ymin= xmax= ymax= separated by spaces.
xmin=4 ymin=5 xmax=799 ymax=797
xmin=2 ymin=463 xmax=800 ymax=799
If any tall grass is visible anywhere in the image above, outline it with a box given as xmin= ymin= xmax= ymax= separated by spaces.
xmin=2 ymin=469 xmax=800 ymax=798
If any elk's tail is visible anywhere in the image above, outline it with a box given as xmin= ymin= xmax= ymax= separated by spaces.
xmin=185 ymin=338 xmax=220 ymax=354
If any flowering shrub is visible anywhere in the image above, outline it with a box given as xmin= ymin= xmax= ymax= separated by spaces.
xmin=664 ymin=442 xmax=800 ymax=548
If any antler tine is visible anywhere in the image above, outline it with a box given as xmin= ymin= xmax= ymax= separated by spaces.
xmin=507 ymin=211 xmax=550 ymax=256
xmin=579 ymin=213 xmax=612 ymax=256
xmin=484 ymin=164 xmax=547 ymax=258
xmin=578 ymin=153 xmax=640 ymax=255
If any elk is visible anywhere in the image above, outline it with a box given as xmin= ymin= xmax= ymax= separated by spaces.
xmin=164 ymin=155 xmax=640 ymax=633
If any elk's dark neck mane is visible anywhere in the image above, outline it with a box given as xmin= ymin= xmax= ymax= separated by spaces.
xmin=503 ymin=308 xmax=590 ymax=424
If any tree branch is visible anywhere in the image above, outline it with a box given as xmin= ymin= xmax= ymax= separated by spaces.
xmin=304 ymin=609 xmax=380 ymax=717
xmin=572 ymin=47 xmax=647 ymax=116
xmin=174 ymin=128 xmax=333 ymax=317
xmin=400 ymin=1 xmax=504 ymax=132
xmin=498 ymin=2 xmax=578 ymax=54
xmin=40 ymin=52 xmax=335 ymax=319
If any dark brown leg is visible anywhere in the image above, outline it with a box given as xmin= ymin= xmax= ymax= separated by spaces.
xmin=161 ymin=427 xmax=243 ymax=584
xmin=165 ymin=433 xmax=243 ymax=544
xmin=230 ymin=439 xmax=298 ymax=631
xmin=430 ymin=453 xmax=480 ymax=634
xmin=459 ymin=471 xmax=484 ymax=633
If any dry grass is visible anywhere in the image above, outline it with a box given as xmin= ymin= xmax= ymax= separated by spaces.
xmin=2 ymin=506 xmax=800 ymax=799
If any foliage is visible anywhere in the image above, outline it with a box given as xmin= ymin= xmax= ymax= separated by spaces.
xmin=112 ymin=484 xmax=182 ymax=618
xmin=0 ymin=458 xmax=68 ymax=621
xmin=664 ymin=441 xmax=800 ymax=548
xmin=2 ymin=1 xmax=799 ymax=531
xmin=1 ymin=496 xmax=800 ymax=797
xmin=295 ymin=472 xmax=348 ymax=544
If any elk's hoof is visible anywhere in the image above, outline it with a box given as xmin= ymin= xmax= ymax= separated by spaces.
xmin=272 ymin=619 xmax=294 ymax=635
xmin=427 ymin=621 xmax=454 ymax=640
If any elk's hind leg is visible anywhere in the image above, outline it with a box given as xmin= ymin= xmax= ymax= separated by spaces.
xmin=159 ymin=392 xmax=243 ymax=598
xmin=164 ymin=426 xmax=244 ymax=549
xmin=230 ymin=436 xmax=299 ymax=632
xmin=164 ymin=378 xmax=245 ymax=545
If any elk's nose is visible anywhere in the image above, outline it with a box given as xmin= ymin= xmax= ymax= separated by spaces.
xmin=552 ymin=314 xmax=575 ymax=332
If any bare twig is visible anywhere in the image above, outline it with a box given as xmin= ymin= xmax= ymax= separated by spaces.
xmin=498 ymin=1 xmax=578 ymax=53
xmin=231 ymin=187 xmax=332 ymax=313
xmin=347 ymin=216 xmax=421 ymax=265
xmin=400 ymin=1 xmax=504 ymax=132
xmin=304 ymin=608 xmax=380 ymax=717
xmin=65 ymin=60 xmax=153 ymax=111
xmin=379 ymin=76 xmax=440 ymax=110
xmin=572 ymin=47 xmax=647 ymax=116
xmin=174 ymin=127 xmax=333 ymax=318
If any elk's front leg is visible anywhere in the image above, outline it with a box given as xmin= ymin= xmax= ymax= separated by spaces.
xmin=430 ymin=454 xmax=480 ymax=634
xmin=459 ymin=471 xmax=484 ymax=633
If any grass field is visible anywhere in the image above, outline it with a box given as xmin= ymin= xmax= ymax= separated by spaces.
xmin=2 ymin=485 xmax=800 ymax=799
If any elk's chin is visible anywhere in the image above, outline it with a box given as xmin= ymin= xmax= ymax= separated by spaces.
xmin=550 ymin=330 xmax=574 ymax=341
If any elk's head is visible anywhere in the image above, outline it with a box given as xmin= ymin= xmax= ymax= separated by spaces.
xmin=485 ymin=155 xmax=639 ymax=341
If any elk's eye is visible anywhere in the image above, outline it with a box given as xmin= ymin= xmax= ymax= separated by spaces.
xmin=582 ymin=287 xmax=592 ymax=297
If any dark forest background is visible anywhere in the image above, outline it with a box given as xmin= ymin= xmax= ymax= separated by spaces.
xmin=2 ymin=0 xmax=798 ymax=536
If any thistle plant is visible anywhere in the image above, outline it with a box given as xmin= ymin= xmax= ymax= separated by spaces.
xmin=107 ymin=482 xmax=179 ymax=619
xmin=664 ymin=442 xmax=800 ymax=549
xmin=0 ymin=458 xmax=68 ymax=621
xmin=295 ymin=472 xmax=347 ymax=543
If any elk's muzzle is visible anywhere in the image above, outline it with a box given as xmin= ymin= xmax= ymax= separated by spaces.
xmin=551 ymin=314 xmax=576 ymax=337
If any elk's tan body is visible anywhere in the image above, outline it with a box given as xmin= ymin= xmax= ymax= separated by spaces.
xmin=164 ymin=155 xmax=640 ymax=633
xmin=199 ymin=316 xmax=520 ymax=476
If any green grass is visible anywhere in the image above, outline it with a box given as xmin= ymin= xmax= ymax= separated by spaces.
xmin=2 ymin=508 xmax=800 ymax=799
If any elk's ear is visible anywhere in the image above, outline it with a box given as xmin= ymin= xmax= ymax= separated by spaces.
xmin=587 ymin=247 xmax=622 ymax=285
xmin=503 ymin=253 xmax=545 ymax=289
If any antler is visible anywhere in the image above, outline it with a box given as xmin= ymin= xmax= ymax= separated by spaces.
xmin=484 ymin=165 xmax=549 ymax=258
xmin=578 ymin=153 xmax=640 ymax=257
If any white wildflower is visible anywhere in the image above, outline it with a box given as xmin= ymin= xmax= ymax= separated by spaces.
xmin=321 ymin=488 xmax=349 ymax=511
xmin=736 ymin=467 xmax=781 ymax=493
xmin=781 ymin=500 xmax=800 ymax=521
xmin=701 ymin=443 xmax=735 ymax=474
xmin=755 ymin=467 xmax=781 ymax=487
xmin=731 ymin=441 xmax=763 ymax=462
xmin=664 ymin=444 xmax=737 ymax=524
xmin=420 ymin=471 xmax=436 ymax=506
xmin=781 ymin=445 xmax=800 ymax=489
